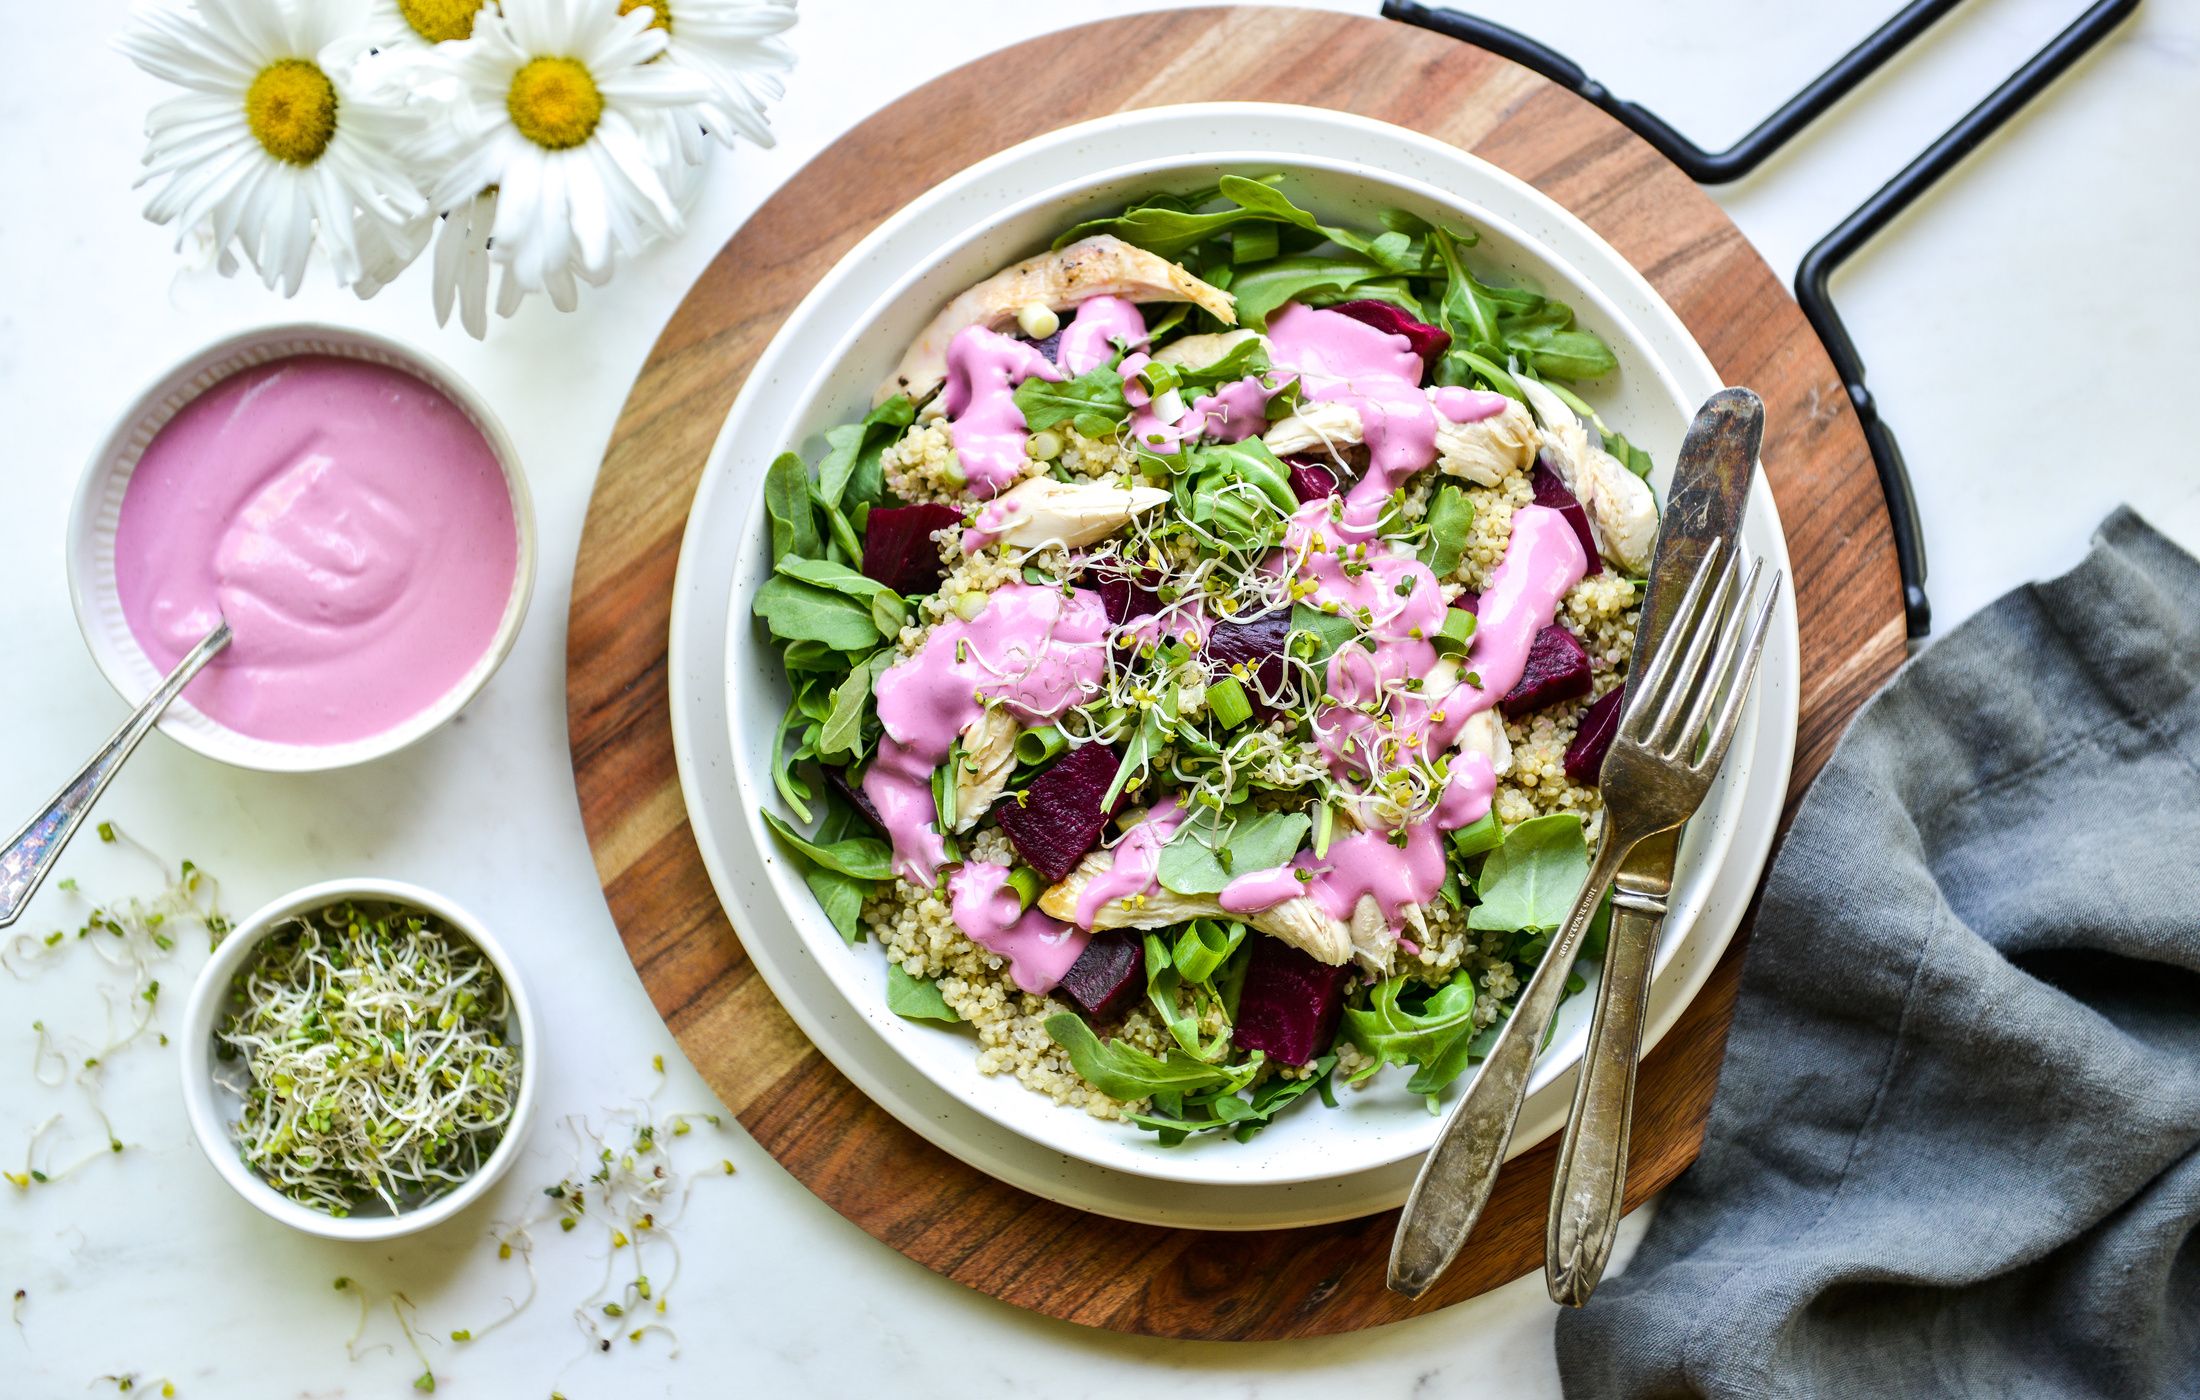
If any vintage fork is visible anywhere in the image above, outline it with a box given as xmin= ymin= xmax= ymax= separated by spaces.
xmin=1388 ymin=539 xmax=1781 ymax=1298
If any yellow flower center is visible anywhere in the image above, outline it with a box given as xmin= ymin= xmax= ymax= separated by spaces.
xmin=506 ymin=57 xmax=604 ymax=150
xmin=245 ymin=59 xmax=338 ymax=166
xmin=617 ymin=0 xmax=671 ymax=32
xmin=396 ymin=0 xmax=486 ymax=44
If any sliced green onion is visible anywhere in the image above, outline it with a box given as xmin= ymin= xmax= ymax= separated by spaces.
xmin=1207 ymin=676 xmax=1253 ymax=729
xmin=1006 ymin=866 xmax=1046 ymax=910
xmin=1450 ymin=812 xmax=1503 ymax=859
xmin=1137 ymin=361 xmax=1182 ymax=398
xmin=1232 ymin=222 xmax=1280 ymax=264
xmin=1313 ymin=801 xmax=1335 ymax=859
xmin=1434 ymin=607 xmax=1477 ymax=656
xmin=1015 ymin=725 xmax=1069 ymax=766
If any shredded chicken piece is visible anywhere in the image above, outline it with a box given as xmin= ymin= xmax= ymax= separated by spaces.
xmin=1517 ymin=377 xmax=1659 ymax=573
xmin=878 ymin=235 xmax=1236 ymax=404
xmin=1433 ymin=395 xmax=1538 ymax=486
xmin=965 ymin=476 xmax=1168 ymax=552
xmin=950 ymin=709 xmax=1018 ymax=833
xmin=1039 ymin=851 xmax=1353 ymax=966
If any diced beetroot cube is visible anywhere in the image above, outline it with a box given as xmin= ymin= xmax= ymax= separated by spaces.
xmin=1564 ymin=685 xmax=1625 ymax=786
xmin=1020 ymin=327 xmax=1065 ymax=364
xmin=998 ymin=743 xmax=1123 ymax=883
xmin=1232 ymin=937 xmax=1352 ymax=1066
xmin=1094 ymin=572 xmax=1160 ymax=626
xmin=1205 ymin=607 xmax=1291 ymax=710
xmin=827 ymin=765 xmax=884 ymax=831
xmin=1325 ymin=300 xmax=1451 ymax=374
xmin=1501 ymin=624 xmax=1593 ymax=716
xmin=1285 ymin=455 xmax=1342 ymax=502
xmin=862 ymin=503 xmax=963 ymax=596
xmin=1453 ymin=590 xmax=1480 ymax=616
xmin=1531 ymin=454 xmax=1602 ymax=577
xmin=1057 ymin=933 xmax=1141 ymax=1020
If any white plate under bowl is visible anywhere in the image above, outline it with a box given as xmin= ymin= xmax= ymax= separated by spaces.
xmin=67 ymin=324 xmax=538 ymax=773
xmin=671 ymin=104 xmax=1798 ymax=1226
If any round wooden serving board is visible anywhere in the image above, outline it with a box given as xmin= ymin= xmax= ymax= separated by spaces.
xmin=568 ymin=8 xmax=1905 ymax=1340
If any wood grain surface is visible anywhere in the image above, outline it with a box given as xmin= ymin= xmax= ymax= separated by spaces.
xmin=566 ymin=8 xmax=1906 ymax=1339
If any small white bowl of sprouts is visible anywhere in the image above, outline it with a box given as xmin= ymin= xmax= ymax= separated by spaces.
xmin=178 ymin=878 xmax=539 ymax=1241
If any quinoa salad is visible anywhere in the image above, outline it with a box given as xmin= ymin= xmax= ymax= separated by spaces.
xmin=752 ymin=178 xmax=1662 ymax=1144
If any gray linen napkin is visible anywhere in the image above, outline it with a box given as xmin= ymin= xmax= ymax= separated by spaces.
xmin=1554 ymin=508 xmax=2200 ymax=1399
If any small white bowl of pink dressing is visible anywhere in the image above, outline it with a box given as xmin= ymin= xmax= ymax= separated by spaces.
xmin=68 ymin=325 xmax=536 ymax=771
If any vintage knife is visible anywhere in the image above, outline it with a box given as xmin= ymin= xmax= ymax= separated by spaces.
xmin=1543 ymin=387 xmax=1763 ymax=1305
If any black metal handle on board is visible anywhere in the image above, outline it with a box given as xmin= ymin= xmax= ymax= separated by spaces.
xmin=1380 ymin=0 xmax=1966 ymax=185
xmin=1385 ymin=0 xmax=2142 ymax=639
xmin=1795 ymin=0 xmax=2141 ymax=638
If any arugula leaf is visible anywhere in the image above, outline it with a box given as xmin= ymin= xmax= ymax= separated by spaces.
xmin=1170 ymin=335 xmax=1272 ymax=397
xmin=1227 ymin=251 xmax=1391 ymax=328
xmin=775 ymin=556 xmax=908 ymax=636
xmin=1343 ymin=972 xmax=1481 ymax=1099
xmin=885 ymin=964 xmax=958 ymax=1021
xmin=1043 ymin=1013 xmax=1259 ymax=1101
xmin=807 ymin=866 xmax=870 ymax=943
xmin=817 ymin=395 xmax=914 ymax=508
xmin=1603 ymin=429 xmax=1654 ymax=480
xmin=1290 ymin=603 xmax=1361 ymax=667
xmin=764 ymin=452 xmax=820 ymax=564
xmin=1418 ymin=484 xmax=1474 ymax=580
xmin=752 ymin=576 xmax=881 ymax=651
xmin=761 ymin=810 xmax=893 ymax=880
xmin=1123 ymin=1053 xmax=1337 ymax=1145
xmin=1467 ymin=813 xmax=1588 ymax=933
xmin=1165 ymin=437 xmax=1298 ymax=548
xmin=816 ymin=665 xmax=871 ymax=760
xmin=1505 ymin=321 xmax=1617 ymax=380
xmin=1156 ymin=806 xmax=1310 ymax=895
xmin=769 ymin=686 xmax=818 ymax=823
xmin=1012 ymin=360 xmax=1131 ymax=438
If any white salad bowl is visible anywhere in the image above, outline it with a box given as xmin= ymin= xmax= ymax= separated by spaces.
xmin=177 ymin=877 xmax=540 ymax=1242
xmin=678 ymin=104 xmax=1798 ymax=1214
xmin=66 ymin=323 xmax=538 ymax=773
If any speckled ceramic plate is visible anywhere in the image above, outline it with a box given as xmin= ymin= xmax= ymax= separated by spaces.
xmin=669 ymin=104 xmax=1797 ymax=1225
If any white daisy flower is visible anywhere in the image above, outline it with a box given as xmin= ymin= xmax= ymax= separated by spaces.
xmin=623 ymin=0 xmax=797 ymax=156
xmin=361 ymin=0 xmax=490 ymax=54
xmin=411 ymin=0 xmax=715 ymax=297
xmin=119 ymin=0 xmax=425 ymax=296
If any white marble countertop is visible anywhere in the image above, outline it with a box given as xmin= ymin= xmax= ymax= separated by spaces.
xmin=2 ymin=0 xmax=2192 ymax=1394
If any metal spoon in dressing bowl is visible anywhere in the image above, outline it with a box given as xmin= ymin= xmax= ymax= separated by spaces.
xmin=0 ymin=620 xmax=231 ymax=926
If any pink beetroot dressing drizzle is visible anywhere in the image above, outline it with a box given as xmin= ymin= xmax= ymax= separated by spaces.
xmin=942 ymin=327 xmax=1059 ymax=498
xmin=948 ymin=861 xmax=1088 ymax=993
xmin=112 ymin=354 xmax=517 ymax=745
xmin=1264 ymin=304 xmax=1508 ymax=529
xmin=1054 ymin=295 xmax=1145 ymax=375
xmin=1071 ymin=799 xmax=1186 ymax=929
xmin=942 ymin=297 xmax=1149 ymax=499
xmin=1118 ymin=350 xmax=1277 ymax=452
xmin=863 ymin=584 xmax=1110 ymax=883
xmin=1219 ymin=503 xmax=1586 ymax=936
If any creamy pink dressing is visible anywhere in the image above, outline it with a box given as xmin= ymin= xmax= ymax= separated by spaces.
xmin=112 ymin=355 xmax=516 ymax=745
xmin=1072 ymin=799 xmax=1187 ymax=929
xmin=1055 ymin=295 xmax=1146 ymax=375
xmin=1219 ymin=503 xmax=1585 ymax=935
xmin=863 ymin=584 xmax=1110 ymax=882
xmin=942 ymin=326 xmax=1059 ymax=498
xmin=919 ymin=299 xmax=1597 ymax=954
xmin=1119 ymin=349 xmax=1276 ymax=453
xmin=948 ymin=860 xmax=1088 ymax=993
